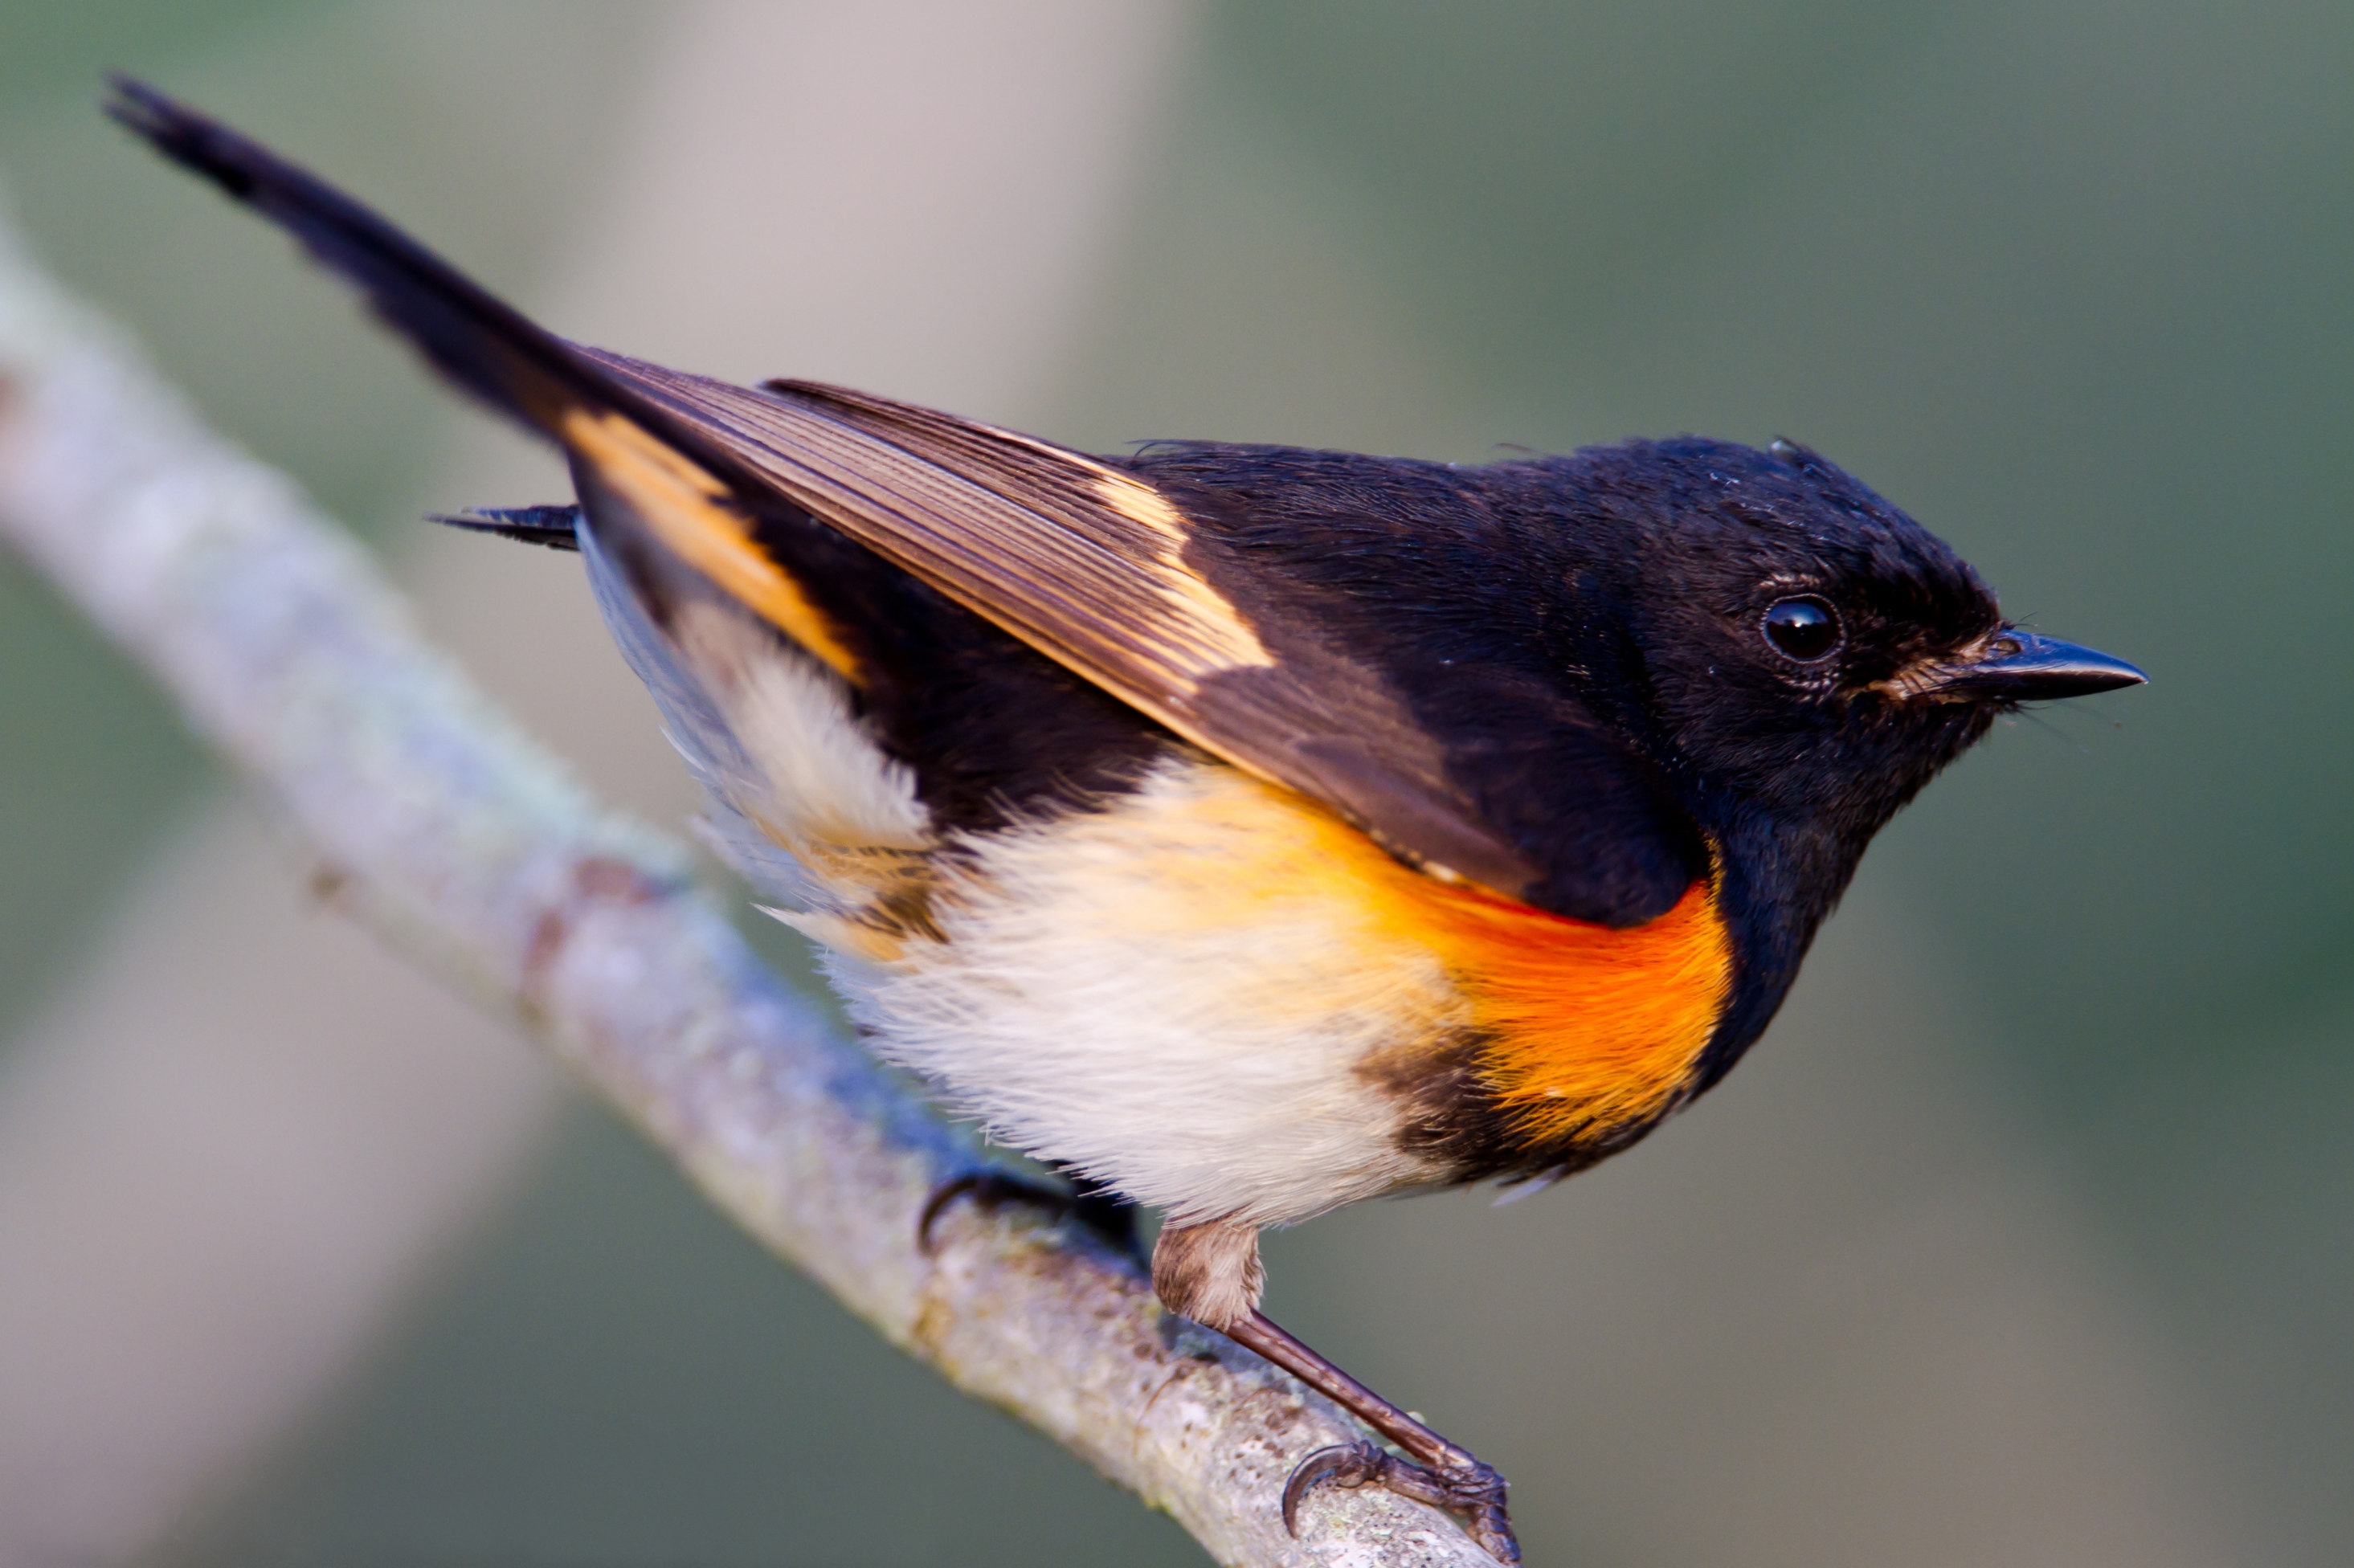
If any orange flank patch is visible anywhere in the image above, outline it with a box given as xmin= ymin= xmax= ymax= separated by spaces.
xmin=1417 ymin=874 xmax=1730 ymax=1144
xmin=1296 ymin=800 xmax=1733 ymax=1146
xmin=561 ymin=407 xmax=864 ymax=682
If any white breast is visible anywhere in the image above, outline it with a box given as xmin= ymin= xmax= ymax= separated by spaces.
xmin=832 ymin=757 xmax=1467 ymax=1228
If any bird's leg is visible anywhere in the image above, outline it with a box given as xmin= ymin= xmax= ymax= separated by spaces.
xmin=1153 ymin=1221 xmax=1519 ymax=1563
xmin=918 ymin=1161 xmax=1142 ymax=1258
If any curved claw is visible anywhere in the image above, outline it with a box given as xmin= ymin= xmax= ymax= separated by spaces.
xmin=1281 ymin=1439 xmax=1518 ymax=1563
xmin=1281 ymin=1440 xmax=1385 ymax=1533
xmin=917 ymin=1172 xmax=995 ymax=1254
xmin=1464 ymin=1496 xmax=1519 ymax=1565
xmin=1441 ymin=1464 xmax=1517 ymax=1566
xmin=917 ymin=1169 xmax=1144 ymax=1259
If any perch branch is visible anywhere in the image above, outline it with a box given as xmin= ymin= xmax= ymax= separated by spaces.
xmin=0 ymin=205 xmax=1496 ymax=1566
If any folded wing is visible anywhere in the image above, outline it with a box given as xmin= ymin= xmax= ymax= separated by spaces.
xmin=112 ymin=76 xmax=1714 ymax=913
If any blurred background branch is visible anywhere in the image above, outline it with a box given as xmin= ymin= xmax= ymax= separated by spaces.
xmin=0 ymin=179 xmax=1495 ymax=1568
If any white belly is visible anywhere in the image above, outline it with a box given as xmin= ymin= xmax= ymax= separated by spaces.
xmin=831 ymin=757 xmax=1469 ymax=1227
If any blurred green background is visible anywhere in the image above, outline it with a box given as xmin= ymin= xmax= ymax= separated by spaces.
xmin=0 ymin=3 xmax=2347 ymax=1566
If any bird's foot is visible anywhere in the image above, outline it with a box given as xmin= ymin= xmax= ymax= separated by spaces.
xmin=1283 ymin=1439 xmax=1518 ymax=1564
xmin=917 ymin=1168 xmax=1142 ymax=1259
xmin=1224 ymin=1309 xmax=1519 ymax=1561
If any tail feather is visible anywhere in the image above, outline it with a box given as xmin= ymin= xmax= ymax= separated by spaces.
xmin=109 ymin=76 xmax=875 ymax=687
xmin=107 ymin=76 xmax=734 ymax=487
xmin=110 ymin=76 xmax=1171 ymax=884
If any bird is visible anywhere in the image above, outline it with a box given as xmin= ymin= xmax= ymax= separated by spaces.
xmin=108 ymin=77 xmax=2145 ymax=1563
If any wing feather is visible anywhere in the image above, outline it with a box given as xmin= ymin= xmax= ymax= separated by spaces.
xmin=110 ymin=75 xmax=1543 ymax=902
xmin=591 ymin=353 xmax=1541 ymax=896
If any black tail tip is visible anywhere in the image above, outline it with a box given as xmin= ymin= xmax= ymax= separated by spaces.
xmin=100 ymin=71 xmax=163 ymax=121
xmin=104 ymin=74 xmax=259 ymax=198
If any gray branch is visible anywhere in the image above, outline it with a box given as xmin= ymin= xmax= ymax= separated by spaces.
xmin=0 ymin=208 xmax=1494 ymax=1566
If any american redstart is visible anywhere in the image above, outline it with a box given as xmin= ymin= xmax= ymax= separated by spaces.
xmin=109 ymin=78 xmax=2144 ymax=1563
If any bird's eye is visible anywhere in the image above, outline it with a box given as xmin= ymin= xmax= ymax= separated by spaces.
xmin=1761 ymin=596 xmax=1841 ymax=662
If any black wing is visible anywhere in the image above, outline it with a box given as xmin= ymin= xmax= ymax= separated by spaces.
xmin=586 ymin=357 xmax=1541 ymax=895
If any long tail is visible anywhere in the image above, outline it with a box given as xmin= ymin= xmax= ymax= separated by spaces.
xmin=107 ymin=77 xmax=738 ymax=490
xmin=105 ymin=76 xmax=1182 ymax=900
xmin=109 ymin=76 xmax=889 ymax=688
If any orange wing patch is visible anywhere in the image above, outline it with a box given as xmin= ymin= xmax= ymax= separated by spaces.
xmin=561 ymin=407 xmax=864 ymax=682
xmin=584 ymin=356 xmax=1550 ymax=902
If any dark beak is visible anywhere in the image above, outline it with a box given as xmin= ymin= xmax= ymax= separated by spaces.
xmin=1928 ymin=631 xmax=2148 ymax=701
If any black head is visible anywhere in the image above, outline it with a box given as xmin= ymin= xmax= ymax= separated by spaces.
xmin=1122 ymin=432 xmax=2139 ymax=941
xmin=1506 ymin=435 xmax=2142 ymax=857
